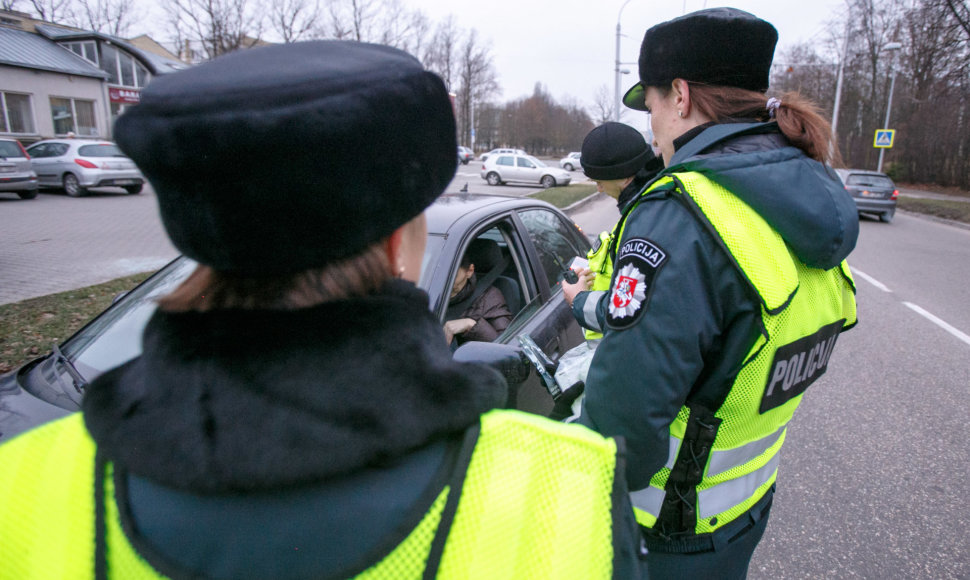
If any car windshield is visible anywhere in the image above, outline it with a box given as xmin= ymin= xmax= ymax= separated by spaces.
xmin=61 ymin=233 xmax=450 ymax=382
xmin=846 ymin=174 xmax=893 ymax=188
xmin=0 ymin=141 xmax=22 ymax=158
xmin=77 ymin=143 xmax=127 ymax=157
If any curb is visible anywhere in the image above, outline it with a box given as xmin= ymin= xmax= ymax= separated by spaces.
xmin=563 ymin=192 xmax=607 ymax=214
xmin=897 ymin=209 xmax=970 ymax=231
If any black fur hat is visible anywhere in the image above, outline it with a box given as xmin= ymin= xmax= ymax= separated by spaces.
xmin=115 ymin=41 xmax=456 ymax=274
xmin=581 ymin=122 xmax=654 ymax=181
xmin=623 ymin=7 xmax=778 ymax=111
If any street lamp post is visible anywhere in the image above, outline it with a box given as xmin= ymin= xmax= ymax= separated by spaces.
xmin=614 ymin=0 xmax=634 ymax=121
xmin=877 ymin=41 xmax=902 ymax=173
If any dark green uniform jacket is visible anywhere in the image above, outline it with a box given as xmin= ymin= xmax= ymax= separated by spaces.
xmin=572 ymin=122 xmax=858 ymax=524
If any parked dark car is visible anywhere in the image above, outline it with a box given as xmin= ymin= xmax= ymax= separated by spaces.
xmin=0 ymin=193 xmax=591 ymax=442
xmin=458 ymin=146 xmax=474 ymax=164
xmin=0 ymin=138 xmax=38 ymax=199
xmin=836 ymin=168 xmax=898 ymax=223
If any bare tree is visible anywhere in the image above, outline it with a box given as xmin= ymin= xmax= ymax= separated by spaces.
xmin=28 ymin=0 xmax=71 ymax=22
xmin=70 ymin=0 xmax=140 ymax=36
xmin=163 ymin=0 xmax=263 ymax=60
xmin=268 ymin=0 xmax=319 ymax=43
xmin=1 ymin=0 xmax=21 ymax=12
xmin=591 ymin=85 xmax=615 ymax=125
xmin=945 ymin=0 xmax=970 ymax=37
xmin=455 ymin=29 xmax=499 ymax=148
xmin=423 ymin=16 xmax=461 ymax=90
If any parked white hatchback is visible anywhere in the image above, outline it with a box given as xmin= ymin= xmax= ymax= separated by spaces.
xmin=480 ymin=153 xmax=572 ymax=188
xmin=559 ymin=152 xmax=582 ymax=171
xmin=27 ymin=139 xmax=145 ymax=197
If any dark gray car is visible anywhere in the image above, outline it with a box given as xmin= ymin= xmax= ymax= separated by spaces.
xmin=836 ymin=168 xmax=898 ymax=223
xmin=0 ymin=138 xmax=38 ymax=200
xmin=0 ymin=193 xmax=591 ymax=442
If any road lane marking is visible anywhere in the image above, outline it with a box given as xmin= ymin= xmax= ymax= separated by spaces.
xmin=902 ymin=302 xmax=970 ymax=347
xmin=850 ymin=268 xmax=892 ymax=292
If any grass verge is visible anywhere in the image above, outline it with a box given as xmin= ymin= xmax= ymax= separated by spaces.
xmin=898 ymin=197 xmax=970 ymax=223
xmin=0 ymin=272 xmax=152 ymax=374
xmin=528 ymin=183 xmax=598 ymax=208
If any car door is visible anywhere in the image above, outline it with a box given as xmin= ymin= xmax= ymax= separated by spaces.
xmin=26 ymin=143 xmax=53 ymax=185
xmin=515 ymin=156 xmax=541 ymax=184
xmin=505 ymin=206 xmax=591 ymax=414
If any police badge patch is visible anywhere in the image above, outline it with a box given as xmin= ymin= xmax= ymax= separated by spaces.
xmin=606 ymin=237 xmax=668 ymax=329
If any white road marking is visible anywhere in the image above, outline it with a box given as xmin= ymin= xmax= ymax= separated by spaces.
xmin=902 ymin=302 xmax=970 ymax=347
xmin=850 ymin=268 xmax=892 ymax=292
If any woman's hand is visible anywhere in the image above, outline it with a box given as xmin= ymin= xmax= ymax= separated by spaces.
xmin=444 ymin=317 xmax=478 ymax=343
xmin=561 ymin=268 xmax=593 ymax=307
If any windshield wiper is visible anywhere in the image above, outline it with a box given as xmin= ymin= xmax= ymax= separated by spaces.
xmin=53 ymin=343 xmax=87 ymax=394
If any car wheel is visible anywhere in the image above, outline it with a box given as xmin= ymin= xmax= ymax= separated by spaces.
xmin=63 ymin=173 xmax=87 ymax=197
xmin=540 ymin=175 xmax=556 ymax=189
xmin=486 ymin=172 xmax=502 ymax=186
xmin=564 ymin=163 xmax=574 ymax=172
xmin=880 ymin=209 xmax=895 ymax=223
xmin=461 ymin=159 xmax=469 ymax=165
xmin=125 ymin=184 xmax=143 ymax=194
xmin=17 ymin=190 xmax=38 ymax=200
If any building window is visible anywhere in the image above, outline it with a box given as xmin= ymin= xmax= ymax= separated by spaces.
xmin=1 ymin=92 xmax=35 ymax=134
xmin=100 ymin=43 xmax=149 ymax=88
xmin=50 ymin=97 xmax=97 ymax=136
xmin=63 ymin=41 xmax=99 ymax=65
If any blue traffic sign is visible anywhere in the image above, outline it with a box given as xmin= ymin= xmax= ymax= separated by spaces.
xmin=874 ymin=129 xmax=895 ymax=148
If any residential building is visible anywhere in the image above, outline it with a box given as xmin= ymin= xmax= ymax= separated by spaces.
xmin=0 ymin=9 xmax=184 ymax=143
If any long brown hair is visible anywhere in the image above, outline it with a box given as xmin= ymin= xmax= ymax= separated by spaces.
xmin=157 ymin=244 xmax=393 ymax=312
xmin=669 ymin=82 xmax=842 ymax=165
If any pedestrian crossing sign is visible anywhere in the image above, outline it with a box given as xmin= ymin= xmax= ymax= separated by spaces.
xmin=874 ymin=129 xmax=895 ymax=148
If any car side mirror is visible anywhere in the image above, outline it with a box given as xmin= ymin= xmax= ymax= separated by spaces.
xmin=453 ymin=341 xmax=531 ymax=386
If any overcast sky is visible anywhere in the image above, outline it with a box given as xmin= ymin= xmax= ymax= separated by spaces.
xmin=138 ymin=0 xmax=849 ymax=131
xmin=407 ymin=0 xmax=848 ymax=129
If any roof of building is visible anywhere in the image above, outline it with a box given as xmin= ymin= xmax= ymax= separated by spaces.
xmin=0 ymin=24 xmax=107 ymax=78
xmin=34 ymin=23 xmax=185 ymax=75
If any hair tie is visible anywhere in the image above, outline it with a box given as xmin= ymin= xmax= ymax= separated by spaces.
xmin=766 ymin=97 xmax=781 ymax=119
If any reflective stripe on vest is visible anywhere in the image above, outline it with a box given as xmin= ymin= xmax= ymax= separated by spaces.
xmin=585 ymin=230 xmax=616 ymax=340
xmin=0 ymin=410 xmax=619 ymax=579
xmin=622 ymin=172 xmax=856 ymax=535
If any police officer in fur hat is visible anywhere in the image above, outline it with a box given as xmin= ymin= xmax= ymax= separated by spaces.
xmin=565 ymin=8 xmax=859 ymax=578
xmin=0 ymin=41 xmax=646 ymax=579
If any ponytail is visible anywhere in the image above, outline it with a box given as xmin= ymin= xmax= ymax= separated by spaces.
xmin=684 ymin=83 xmax=842 ymax=165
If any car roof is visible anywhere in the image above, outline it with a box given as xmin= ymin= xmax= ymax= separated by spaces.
xmin=837 ymin=168 xmax=891 ymax=178
xmin=425 ymin=193 xmax=557 ymax=235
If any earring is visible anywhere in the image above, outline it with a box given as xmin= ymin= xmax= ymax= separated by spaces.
xmin=677 ymin=110 xmax=684 ymax=118
xmin=397 ymin=265 xmax=406 ymax=278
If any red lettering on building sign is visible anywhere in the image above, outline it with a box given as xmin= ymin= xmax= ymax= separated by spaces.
xmin=109 ymin=88 xmax=141 ymax=104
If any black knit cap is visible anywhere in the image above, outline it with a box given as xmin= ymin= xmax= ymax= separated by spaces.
xmin=623 ymin=7 xmax=778 ymax=111
xmin=581 ymin=122 xmax=654 ymax=181
xmin=114 ymin=41 xmax=456 ymax=274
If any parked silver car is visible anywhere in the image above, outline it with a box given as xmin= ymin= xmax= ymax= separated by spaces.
xmin=26 ymin=139 xmax=145 ymax=197
xmin=480 ymin=147 xmax=526 ymax=162
xmin=0 ymin=138 xmax=38 ymax=200
xmin=481 ymin=153 xmax=572 ymax=188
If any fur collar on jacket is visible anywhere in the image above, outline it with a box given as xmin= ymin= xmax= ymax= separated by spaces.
xmin=83 ymin=279 xmax=507 ymax=493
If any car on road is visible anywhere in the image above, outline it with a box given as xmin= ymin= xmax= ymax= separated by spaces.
xmin=0 ymin=138 xmax=38 ymax=200
xmin=458 ymin=146 xmax=474 ymax=164
xmin=559 ymin=152 xmax=582 ymax=172
xmin=0 ymin=193 xmax=591 ymax=442
xmin=26 ymin=139 xmax=145 ymax=197
xmin=835 ymin=168 xmax=898 ymax=223
xmin=481 ymin=153 xmax=572 ymax=189
xmin=479 ymin=147 xmax=525 ymax=162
